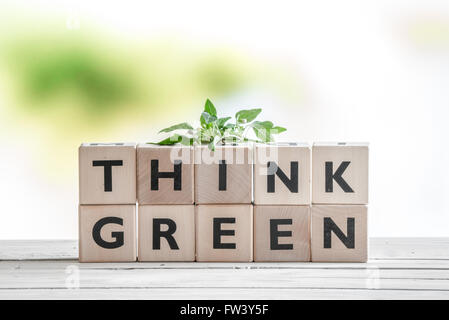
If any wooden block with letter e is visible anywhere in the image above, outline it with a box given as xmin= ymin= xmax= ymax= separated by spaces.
xmin=79 ymin=204 xmax=136 ymax=262
xmin=194 ymin=144 xmax=252 ymax=204
xmin=312 ymin=142 xmax=368 ymax=204
xmin=137 ymin=144 xmax=194 ymax=204
xmin=254 ymin=143 xmax=310 ymax=205
xmin=311 ymin=205 xmax=368 ymax=262
xmin=79 ymin=143 xmax=136 ymax=204
xmin=138 ymin=205 xmax=195 ymax=261
xmin=254 ymin=205 xmax=310 ymax=262
xmin=196 ymin=205 xmax=253 ymax=262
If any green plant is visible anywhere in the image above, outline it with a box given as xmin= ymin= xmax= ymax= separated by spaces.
xmin=151 ymin=99 xmax=286 ymax=151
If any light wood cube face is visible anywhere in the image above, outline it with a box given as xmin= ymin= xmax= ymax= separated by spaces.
xmin=79 ymin=143 xmax=136 ymax=204
xmin=254 ymin=143 xmax=311 ymax=205
xmin=311 ymin=205 xmax=367 ymax=262
xmin=138 ymin=205 xmax=195 ymax=261
xmin=196 ymin=205 xmax=253 ymax=262
xmin=79 ymin=205 xmax=136 ymax=262
xmin=312 ymin=142 xmax=368 ymax=204
xmin=137 ymin=144 xmax=194 ymax=205
xmin=254 ymin=205 xmax=310 ymax=262
xmin=194 ymin=145 xmax=252 ymax=204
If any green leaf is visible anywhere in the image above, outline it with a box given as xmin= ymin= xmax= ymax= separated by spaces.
xmin=151 ymin=134 xmax=193 ymax=146
xmin=235 ymin=108 xmax=262 ymax=123
xmin=252 ymin=120 xmax=273 ymax=130
xmin=216 ymin=117 xmax=231 ymax=128
xmin=252 ymin=125 xmax=273 ymax=142
xmin=200 ymin=112 xmax=217 ymax=126
xmin=158 ymin=122 xmax=193 ymax=133
xmin=204 ymin=99 xmax=217 ymax=117
xmin=271 ymin=126 xmax=287 ymax=134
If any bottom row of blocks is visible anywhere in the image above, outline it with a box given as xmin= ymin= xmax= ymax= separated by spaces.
xmin=79 ymin=205 xmax=367 ymax=263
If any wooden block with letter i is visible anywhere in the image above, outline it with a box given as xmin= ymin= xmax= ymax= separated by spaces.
xmin=312 ymin=142 xmax=368 ymax=204
xmin=254 ymin=205 xmax=310 ymax=262
xmin=194 ymin=144 xmax=252 ymax=204
xmin=79 ymin=204 xmax=136 ymax=262
xmin=196 ymin=205 xmax=253 ymax=262
xmin=137 ymin=144 xmax=194 ymax=204
xmin=311 ymin=205 xmax=367 ymax=262
xmin=79 ymin=143 xmax=136 ymax=204
xmin=254 ymin=143 xmax=310 ymax=205
xmin=138 ymin=205 xmax=195 ymax=261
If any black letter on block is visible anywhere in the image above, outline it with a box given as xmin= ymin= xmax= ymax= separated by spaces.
xmin=151 ymin=159 xmax=182 ymax=190
xmin=267 ymin=161 xmax=298 ymax=193
xmin=218 ymin=160 xmax=227 ymax=191
xmin=153 ymin=218 xmax=179 ymax=250
xmin=325 ymin=161 xmax=354 ymax=193
xmin=270 ymin=219 xmax=293 ymax=250
xmin=92 ymin=217 xmax=124 ymax=249
xmin=213 ymin=217 xmax=236 ymax=249
xmin=92 ymin=160 xmax=123 ymax=192
xmin=323 ymin=217 xmax=355 ymax=248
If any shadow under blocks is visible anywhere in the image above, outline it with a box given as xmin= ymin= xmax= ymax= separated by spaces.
xmin=78 ymin=142 xmax=369 ymax=262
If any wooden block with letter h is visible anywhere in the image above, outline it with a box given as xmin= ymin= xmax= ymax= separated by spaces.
xmin=254 ymin=143 xmax=310 ymax=205
xmin=137 ymin=144 xmax=194 ymax=204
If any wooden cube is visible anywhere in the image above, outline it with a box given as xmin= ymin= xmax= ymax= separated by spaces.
xmin=311 ymin=205 xmax=367 ymax=262
xmin=254 ymin=205 xmax=310 ymax=262
xmin=312 ymin=142 xmax=368 ymax=204
xmin=194 ymin=145 xmax=252 ymax=204
xmin=137 ymin=144 xmax=194 ymax=205
xmin=196 ymin=205 xmax=253 ymax=262
xmin=254 ymin=143 xmax=310 ymax=205
xmin=79 ymin=205 xmax=136 ymax=262
xmin=79 ymin=143 xmax=136 ymax=204
xmin=138 ymin=205 xmax=195 ymax=261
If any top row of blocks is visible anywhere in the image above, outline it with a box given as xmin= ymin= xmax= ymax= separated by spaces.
xmin=79 ymin=142 xmax=368 ymax=205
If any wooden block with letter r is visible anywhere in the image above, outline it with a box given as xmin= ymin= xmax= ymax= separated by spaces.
xmin=312 ymin=142 xmax=368 ymax=204
xmin=79 ymin=204 xmax=136 ymax=262
xmin=196 ymin=204 xmax=253 ymax=262
xmin=311 ymin=205 xmax=368 ymax=262
xmin=254 ymin=205 xmax=310 ymax=262
xmin=137 ymin=144 xmax=194 ymax=204
xmin=138 ymin=205 xmax=195 ymax=261
xmin=254 ymin=143 xmax=311 ymax=205
xmin=194 ymin=144 xmax=252 ymax=204
xmin=79 ymin=143 xmax=136 ymax=204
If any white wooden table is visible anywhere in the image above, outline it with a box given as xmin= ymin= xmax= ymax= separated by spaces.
xmin=1 ymin=238 xmax=448 ymax=299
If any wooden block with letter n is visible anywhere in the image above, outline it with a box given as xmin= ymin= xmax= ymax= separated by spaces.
xmin=196 ymin=205 xmax=253 ymax=262
xmin=79 ymin=204 xmax=136 ymax=262
xmin=137 ymin=144 xmax=194 ymax=204
xmin=312 ymin=142 xmax=368 ymax=204
xmin=138 ymin=205 xmax=195 ymax=261
xmin=194 ymin=144 xmax=252 ymax=204
xmin=311 ymin=205 xmax=368 ymax=262
xmin=254 ymin=143 xmax=310 ymax=205
xmin=79 ymin=143 xmax=136 ymax=204
xmin=254 ymin=205 xmax=310 ymax=262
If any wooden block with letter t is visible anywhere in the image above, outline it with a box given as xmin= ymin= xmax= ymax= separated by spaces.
xmin=138 ymin=205 xmax=195 ymax=261
xmin=196 ymin=205 xmax=253 ymax=262
xmin=79 ymin=143 xmax=136 ymax=204
xmin=79 ymin=204 xmax=136 ymax=262
xmin=312 ymin=142 xmax=368 ymax=204
xmin=254 ymin=143 xmax=310 ymax=205
xmin=254 ymin=205 xmax=310 ymax=262
xmin=311 ymin=205 xmax=368 ymax=262
xmin=137 ymin=144 xmax=194 ymax=204
xmin=194 ymin=144 xmax=252 ymax=204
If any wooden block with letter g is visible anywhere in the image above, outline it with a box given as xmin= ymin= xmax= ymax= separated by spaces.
xmin=196 ymin=205 xmax=253 ymax=262
xmin=311 ymin=205 xmax=368 ymax=262
xmin=194 ymin=144 xmax=252 ymax=204
xmin=137 ymin=144 xmax=194 ymax=204
xmin=312 ymin=142 xmax=368 ymax=204
xmin=79 ymin=204 xmax=136 ymax=262
xmin=254 ymin=205 xmax=310 ymax=262
xmin=79 ymin=143 xmax=136 ymax=204
xmin=254 ymin=143 xmax=310 ymax=205
xmin=138 ymin=205 xmax=195 ymax=261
